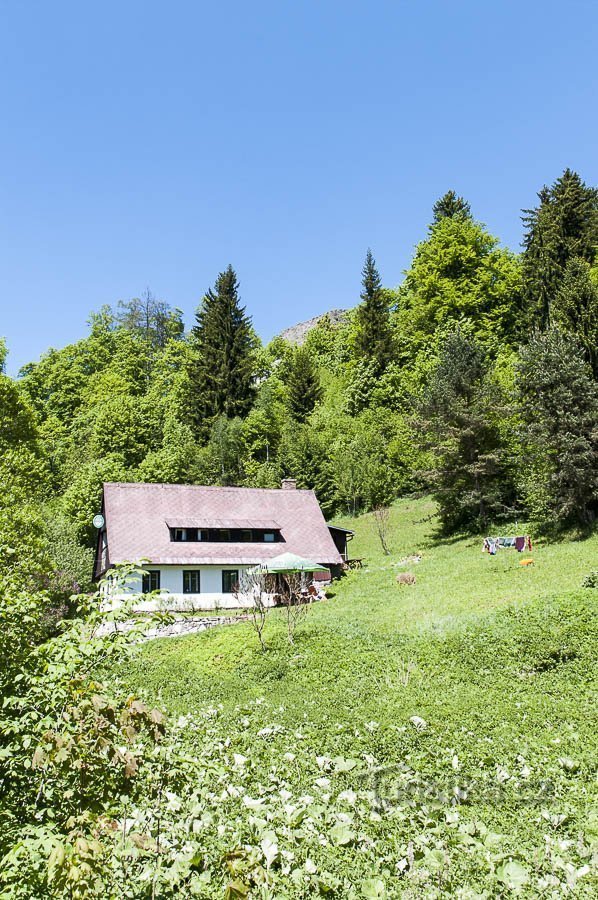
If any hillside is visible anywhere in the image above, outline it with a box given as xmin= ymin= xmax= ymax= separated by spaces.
xmin=113 ymin=497 xmax=598 ymax=897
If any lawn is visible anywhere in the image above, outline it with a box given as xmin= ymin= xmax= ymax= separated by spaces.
xmin=112 ymin=497 xmax=597 ymax=897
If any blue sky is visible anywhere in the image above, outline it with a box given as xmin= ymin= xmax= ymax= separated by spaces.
xmin=1 ymin=0 xmax=597 ymax=374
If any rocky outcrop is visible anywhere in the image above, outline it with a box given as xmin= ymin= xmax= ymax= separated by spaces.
xmin=279 ymin=308 xmax=349 ymax=345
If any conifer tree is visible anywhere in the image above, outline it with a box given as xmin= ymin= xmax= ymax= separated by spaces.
xmin=285 ymin=345 xmax=323 ymax=422
xmin=517 ymin=328 xmax=598 ymax=529
xmin=522 ymin=169 xmax=598 ymax=326
xmin=354 ymin=249 xmax=394 ymax=372
xmin=551 ymin=257 xmax=598 ymax=378
xmin=189 ymin=266 xmax=256 ymax=437
xmin=418 ymin=330 xmax=514 ymax=534
xmin=432 ymin=190 xmax=472 ymax=222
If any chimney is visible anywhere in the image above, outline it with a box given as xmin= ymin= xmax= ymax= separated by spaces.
xmin=281 ymin=478 xmax=297 ymax=490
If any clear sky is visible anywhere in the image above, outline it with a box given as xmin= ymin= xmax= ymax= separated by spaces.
xmin=1 ymin=0 xmax=597 ymax=374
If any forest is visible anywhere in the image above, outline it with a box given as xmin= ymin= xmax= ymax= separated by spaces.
xmin=1 ymin=168 xmax=597 ymax=897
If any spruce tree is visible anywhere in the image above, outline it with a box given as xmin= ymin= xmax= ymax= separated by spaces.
xmin=354 ymin=249 xmax=394 ymax=372
xmin=285 ymin=345 xmax=323 ymax=422
xmin=418 ymin=330 xmax=514 ymax=534
xmin=522 ymin=169 xmax=598 ymax=326
xmin=517 ymin=328 xmax=598 ymax=529
xmin=551 ymin=257 xmax=598 ymax=378
xmin=432 ymin=190 xmax=472 ymax=223
xmin=189 ymin=266 xmax=256 ymax=437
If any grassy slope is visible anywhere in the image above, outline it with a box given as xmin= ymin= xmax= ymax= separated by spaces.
xmin=116 ymin=498 xmax=597 ymax=895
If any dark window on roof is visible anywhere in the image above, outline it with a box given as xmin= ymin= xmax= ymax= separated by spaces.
xmin=183 ymin=571 xmax=201 ymax=593
xmin=222 ymin=570 xmax=239 ymax=593
xmin=142 ymin=571 xmax=160 ymax=593
xmin=170 ymin=528 xmax=205 ymax=542
xmin=170 ymin=528 xmax=283 ymax=543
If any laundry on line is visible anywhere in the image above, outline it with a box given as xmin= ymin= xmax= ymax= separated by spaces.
xmin=483 ymin=536 xmax=532 ymax=555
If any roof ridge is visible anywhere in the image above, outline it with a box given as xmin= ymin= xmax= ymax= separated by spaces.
xmin=103 ymin=481 xmax=313 ymax=493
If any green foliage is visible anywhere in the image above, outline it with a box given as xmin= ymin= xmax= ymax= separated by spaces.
xmin=136 ymin=416 xmax=203 ymax=484
xmin=522 ymin=168 xmax=598 ymax=326
xmin=114 ymin=288 xmax=184 ymax=348
xmin=60 ymin=455 xmax=127 ymax=543
xmin=41 ymin=512 xmax=95 ymax=596
xmin=0 ymin=567 xmax=171 ymax=899
xmin=418 ymin=330 xmax=515 ymax=533
xmin=353 ymin=250 xmax=394 ymax=372
xmin=189 ymin=265 xmax=257 ymax=436
xmin=398 ymin=216 xmax=522 ymax=353
xmin=551 ymin=256 xmax=598 ymax=377
xmin=517 ymin=328 xmax=598 ymax=530
xmin=279 ymin=422 xmax=337 ymax=516
xmin=284 ymin=345 xmax=323 ymax=422
xmin=0 ymin=372 xmax=40 ymax=451
xmin=432 ymin=189 xmax=472 ymax=222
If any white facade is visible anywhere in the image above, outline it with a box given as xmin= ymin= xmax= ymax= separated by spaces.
xmin=106 ymin=564 xmax=276 ymax=611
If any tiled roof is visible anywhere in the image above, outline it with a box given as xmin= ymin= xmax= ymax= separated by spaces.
xmin=98 ymin=482 xmax=343 ymax=573
xmin=165 ymin=517 xmax=281 ymax=530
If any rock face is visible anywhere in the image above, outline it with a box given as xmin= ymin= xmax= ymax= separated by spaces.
xmin=279 ymin=309 xmax=349 ymax=346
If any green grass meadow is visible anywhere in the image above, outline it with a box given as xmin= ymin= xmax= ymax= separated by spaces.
xmin=113 ymin=498 xmax=597 ymax=897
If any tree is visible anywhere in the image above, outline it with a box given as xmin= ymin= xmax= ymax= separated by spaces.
xmin=208 ymin=415 xmax=245 ymax=485
xmin=136 ymin=416 xmax=204 ymax=485
xmin=522 ymin=169 xmax=598 ymax=326
xmin=353 ymin=250 xmax=394 ymax=372
xmin=234 ymin=569 xmax=269 ymax=651
xmin=418 ymin=330 xmax=515 ymax=534
xmin=517 ymin=329 xmax=598 ymax=530
xmin=189 ymin=266 xmax=256 ymax=436
xmin=550 ymin=257 xmax=598 ymax=377
xmin=432 ymin=190 xmax=472 ymax=223
xmin=372 ymin=506 xmax=391 ymax=555
xmin=398 ymin=216 xmax=522 ymax=355
xmin=285 ymin=346 xmax=323 ymax=421
xmin=115 ymin=289 xmax=184 ymax=348
xmin=279 ymin=423 xmax=337 ymax=517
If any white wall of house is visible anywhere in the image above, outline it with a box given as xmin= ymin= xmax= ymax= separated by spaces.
xmin=105 ymin=564 xmax=275 ymax=611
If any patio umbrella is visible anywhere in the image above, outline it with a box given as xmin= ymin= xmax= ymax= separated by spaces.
xmin=250 ymin=552 xmax=328 ymax=574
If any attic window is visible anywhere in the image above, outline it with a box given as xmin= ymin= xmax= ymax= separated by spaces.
xmin=169 ymin=527 xmax=283 ymax=543
xmin=171 ymin=528 xmax=204 ymax=542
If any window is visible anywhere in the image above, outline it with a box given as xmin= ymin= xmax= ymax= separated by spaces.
xmin=222 ymin=570 xmax=239 ymax=593
xmin=183 ymin=570 xmax=201 ymax=593
xmin=142 ymin=571 xmax=160 ymax=593
xmin=170 ymin=527 xmax=281 ymax=543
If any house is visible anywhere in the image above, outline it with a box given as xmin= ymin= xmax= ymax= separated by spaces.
xmin=94 ymin=479 xmax=350 ymax=609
